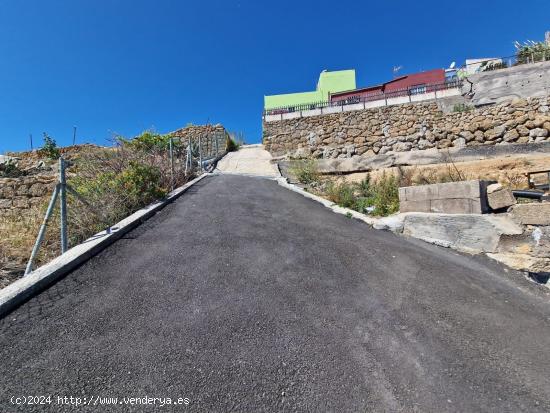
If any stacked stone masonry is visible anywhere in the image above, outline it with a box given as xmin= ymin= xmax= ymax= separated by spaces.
xmin=263 ymin=97 xmax=550 ymax=158
xmin=0 ymin=175 xmax=56 ymax=213
xmin=171 ymin=124 xmax=228 ymax=155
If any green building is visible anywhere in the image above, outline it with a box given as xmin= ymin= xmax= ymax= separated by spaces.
xmin=264 ymin=69 xmax=356 ymax=110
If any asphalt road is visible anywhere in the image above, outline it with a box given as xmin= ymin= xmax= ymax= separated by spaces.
xmin=1 ymin=174 xmax=549 ymax=412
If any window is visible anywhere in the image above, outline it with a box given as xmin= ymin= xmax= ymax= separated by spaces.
xmin=409 ymin=84 xmax=426 ymax=95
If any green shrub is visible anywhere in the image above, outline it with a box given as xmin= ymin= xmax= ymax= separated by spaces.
xmin=0 ymin=159 xmax=25 ymax=178
xmin=369 ymin=173 xmax=399 ymax=216
xmin=452 ymin=103 xmax=472 ymax=113
xmin=515 ymin=40 xmax=550 ymax=64
xmin=226 ymin=136 xmax=239 ymax=152
xmin=39 ymin=133 xmax=60 ymax=159
xmin=289 ymin=159 xmax=319 ymax=185
xmin=325 ymin=180 xmax=356 ymax=208
xmin=323 ymin=173 xmax=399 ymax=217
xmin=118 ymin=131 xmax=179 ymax=152
xmin=72 ymin=161 xmax=165 ymax=213
xmin=116 ymin=162 xmax=166 ymax=205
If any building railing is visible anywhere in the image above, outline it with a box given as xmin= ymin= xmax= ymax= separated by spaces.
xmin=263 ymin=49 xmax=550 ymax=118
xmin=263 ymin=80 xmax=463 ymax=117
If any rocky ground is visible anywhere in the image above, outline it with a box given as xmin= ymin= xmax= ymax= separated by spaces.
xmin=347 ymin=153 xmax=550 ymax=189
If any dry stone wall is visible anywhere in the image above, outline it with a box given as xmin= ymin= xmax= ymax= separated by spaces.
xmin=263 ymin=97 xmax=550 ymax=158
xmin=171 ymin=123 xmax=228 ymax=153
xmin=0 ymin=175 xmax=56 ymax=214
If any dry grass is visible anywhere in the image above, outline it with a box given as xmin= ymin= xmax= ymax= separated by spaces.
xmin=0 ymin=205 xmax=61 ymax=287
xmin=0 ymin=136 xmax=196 ymax=289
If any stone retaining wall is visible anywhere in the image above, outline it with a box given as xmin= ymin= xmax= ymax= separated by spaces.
xmin=171 ymin=124 xmax=228 ymax=154
xmin=263 ymin=96 xmax=550 ymax=159
xmin=0 ymin=175 xmax=57 ymax=214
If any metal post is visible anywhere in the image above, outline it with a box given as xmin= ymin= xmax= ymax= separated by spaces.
xmin=59 ymin=157 xmax=68 ymax=253
xmin=25 ymin=184 xmax=60 ymax=275
xmin=198 ymin=135 xmax=203 ymax=172
xmin=169 ymin=137 xmax=175 ymax=190
xmin=215 ymin=132 xmax=219 ymax=155
xmin=30 ymin=134 xmax=33 ymax=150
xmin=188 ymin=137 xmax=193 ymax=173
xmin=72 ymin=126 xmax=77 ymax=146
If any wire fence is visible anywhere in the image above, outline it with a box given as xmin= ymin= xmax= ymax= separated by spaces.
xmin=18 ymin=130 xmax=228 ymax=275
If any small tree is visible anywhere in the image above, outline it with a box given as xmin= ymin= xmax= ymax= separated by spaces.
xmin=515 ymin=40 xmax=550 ymax=64
xmin=40 ymin=133 xmax=61 ymax=159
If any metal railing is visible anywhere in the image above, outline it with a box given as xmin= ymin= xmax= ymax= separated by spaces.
xmin=263 ymin=80 xmax=463 ymax=116
xmin=263 ymin=48 xmax=550 ymax=117
xmin=23 ymin=131 xmax=227 ymax=275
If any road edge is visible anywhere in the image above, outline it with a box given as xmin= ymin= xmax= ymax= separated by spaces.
xmin=0 ymin=173 xmax=212 ymax=318
xmin=275 ymin=177 xmax=550 ymax=293
xmin=276 ymin=177 xmax=378 ymax=225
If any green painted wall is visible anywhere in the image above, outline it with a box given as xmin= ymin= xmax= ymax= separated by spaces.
xmin=317 ymin=69 xmax=356 ymax=96
xmin=264 ymin=69 xmax=356 ymax=110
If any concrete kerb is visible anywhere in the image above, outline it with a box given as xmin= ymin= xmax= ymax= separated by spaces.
xmin=0 ymin=173 xmax=211 ymax=318
xmin=276 ymin=178 xmax=377 ymax=226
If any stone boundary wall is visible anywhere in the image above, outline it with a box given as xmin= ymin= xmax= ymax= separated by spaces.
xmin=263 ymin=96 xmax=550 ymax=159
xmin=171 ymin=124 xmax=228 ymax=154
xmin=0 ymin=175 xmax=57 ymax=215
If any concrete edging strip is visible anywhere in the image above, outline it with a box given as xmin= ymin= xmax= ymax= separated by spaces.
xmin=0 ymin=173 xmax=211 ymax=318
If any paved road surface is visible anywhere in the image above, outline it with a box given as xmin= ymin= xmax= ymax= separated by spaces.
xmin=1 ymin=174 xmax=549 ymax=412
xmin=216 ymin=144 xmax=279 ymax=177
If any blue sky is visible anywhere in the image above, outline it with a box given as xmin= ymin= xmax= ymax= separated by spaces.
xmin=0 ymin=0 xmax=549 ymax=152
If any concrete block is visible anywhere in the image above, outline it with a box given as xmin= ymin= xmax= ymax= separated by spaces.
xmin=430 ymin=198 xmax=482 ymax=214
xmin=487 ymin=183 xmax=516 ymax=210
xmin=510 ymin=203 xmax=550 ymax=225
xmin=403 ymin=184 xmax=440 ymax=202
xmin=402 ymin=213 xmax=522 ymax=253
xmin=436 ymin=180 xmax=481 ymax=199
xmin=400 ymin=200 xmax=432 ymax=213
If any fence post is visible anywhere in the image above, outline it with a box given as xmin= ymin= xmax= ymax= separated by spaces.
xmin=169 ymin=137 xmax=175 ymax=191
xmin=185 ymin=137 xmax=191 ymax=174
xmin=59 ymin=157 xmax=68 ymax=253
xmin=199 ymin=135 xmax=203 ymax=172
xmin=25 ymin=184 xmax=60 ymax=275
xmin=215 ymin=132 xmax=219 ymax=155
